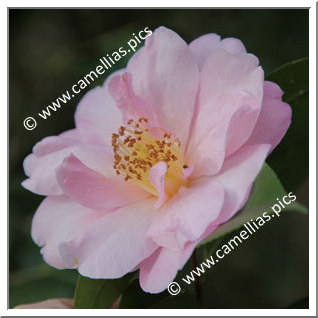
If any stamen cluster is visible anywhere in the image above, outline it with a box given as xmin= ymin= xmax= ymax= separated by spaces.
xmin=112 ymin=118 xmax=181 ymax=183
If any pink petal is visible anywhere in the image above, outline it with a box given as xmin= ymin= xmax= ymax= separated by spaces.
xmin=14 ymin=298 xmax=74 ymax=309
xmin=74 ymin=69 xmax=123 ymax=146
xmin=186 ymin=47 xmax=264 ymax=177
xmin=31 ymin=196 xmax=100 ymax=269
xmin=196 ymin=144 xmax=271 ymax=243
xmin=60 ymin=199 xmax=158 ymax=278
xmin=213 ymin=143 xmax=271 ymax=225
xmin=182 ymin=164 xmax=194 ymax=180
xmin=147 ymin=177 xmax=224 ymax=250
xmin=189 ymin=34 xmax=246 ymax=70
xmin=108 ymin=72 xmax=158 ymax=124
xmin=188 ymin=33 xmax=221 ymax=70
xmin=22 ymin=131 xmax=81 ymax=195
xmin=22 ymin=132 xmax=117 ymax=196
xmin=224 ymin=99 xmax=261 ymax=157
xmin=32 ymin=131 xmax=78 ymax=156
xmin=126 ymin=26 xmax=199 ymax=149
xmin=245 ymin=81 xmax=292 ymax=152
xmin=219 ymin=37 xmax=246 ymax=54
xmin=149 ymin=161 xmax=167 ymax=209
xmin=57 ymin=154 xmax=149 ymax=210
xmin=139 ymin=243 xmax=196 ymax=293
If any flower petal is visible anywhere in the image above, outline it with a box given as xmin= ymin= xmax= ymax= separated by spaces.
xmin=22 ymin=131 xmax=117 ymax=196
xmin=60 ymin=199 xmax=158 ymax=278
xmin=149 ymin=161 xmax=168 ymax=209
xmin=245 ymin=81 xmax=292 ymax=152
xmin=74 ymin=69 xmax=123 ymax=146
xmin=189 ymin=34 xmax=246 ymax=70
xmin=108 ymin=72 xmax=158 ymax=124
xmin=147 ymin=177 xmax=224 ymax=250
xmin=31 ymin=196 xmax=100 ymax=269
xmin=22 ymin=131 xmax=81 ymax=195
xmin=194 ymin=144 xmax=271 ymax=245
xmin=219 ymin=37 xmax=247 ymax=54
xmin=186 ymin=47 xmax=264 ymax=177
xmin=189 ymin=33 xmax=221 ymax=69
xmin=139 ymin=243 xmax=196 ymax=293
xmin=57 ymin=154 xmax=149 ymax=210
xmin=127 ymin=26 xmax=199 ymax=148
xmin=213 ymin=143 xmax=271 ymax=225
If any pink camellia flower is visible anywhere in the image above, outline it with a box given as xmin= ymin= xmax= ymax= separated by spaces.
xmin=22 ymin=26 xmax=291 ymax=293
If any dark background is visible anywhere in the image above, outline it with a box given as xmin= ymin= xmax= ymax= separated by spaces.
xmin=9 ymin=9 xmax=309 ymax=308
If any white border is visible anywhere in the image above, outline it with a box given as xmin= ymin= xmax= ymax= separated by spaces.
xmin=3 ymin=0 xmax=316 ymax=316
xmin=308 ymin=1 xmax=316 ymax=315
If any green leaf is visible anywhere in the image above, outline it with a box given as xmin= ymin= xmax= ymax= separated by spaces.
xmin=266 ymin=57 xmax=309 ymax=191
xmin=199 ymin=163 xmax=307 ymax=246
xmin=74 ymin=273 xmax=135 ymax=309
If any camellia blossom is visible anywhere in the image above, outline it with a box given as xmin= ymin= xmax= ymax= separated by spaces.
xmin=22 ymin=26 xmax=291 ymax=293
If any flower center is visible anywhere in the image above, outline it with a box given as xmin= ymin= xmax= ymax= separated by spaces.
xmin=112 ymin=118 xmax=187 ymax=196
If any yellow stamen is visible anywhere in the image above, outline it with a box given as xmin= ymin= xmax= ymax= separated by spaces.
xmin=112 ymin=118 xmax=187 ymax=196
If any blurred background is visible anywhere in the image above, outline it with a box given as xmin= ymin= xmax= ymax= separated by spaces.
xmin=9 ymin=9 xmax=309 ymax=308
